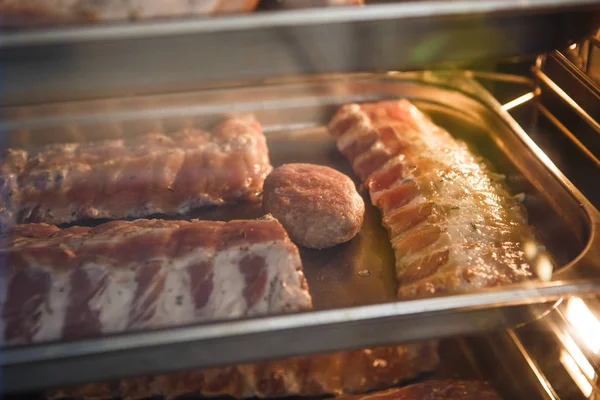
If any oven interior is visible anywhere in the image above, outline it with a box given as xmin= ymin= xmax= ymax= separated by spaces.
xmin=1 ymin=3 xmax=600 ymax=400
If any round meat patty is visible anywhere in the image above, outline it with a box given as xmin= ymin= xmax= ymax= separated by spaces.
xmin=263 ymin=163 xmax=365 ymax=249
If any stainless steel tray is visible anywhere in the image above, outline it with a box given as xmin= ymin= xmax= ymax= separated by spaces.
xmin=436 ymin=331 xmax=557 ymax=400
xmin=3 ymin=332 xmax=560 ymax=400
xmin=2 ymin=71 xmax=600 ymax=393
xmin=1 ymin=0 xmax=599 ymax=106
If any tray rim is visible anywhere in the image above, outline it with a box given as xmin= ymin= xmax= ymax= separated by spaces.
xmin=1 ymin=0 xmax=599 ymax=48
xmin=2 ymin=281 xmax=597 ymax=393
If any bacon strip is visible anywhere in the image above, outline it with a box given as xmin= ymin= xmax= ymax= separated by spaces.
xmin=0 ymin=216 xmax=311 ymax=345
xmin=328 ymin=100 xmax=536 ymax=297
xmin=0 ymin=115 xmax=272 ymax=227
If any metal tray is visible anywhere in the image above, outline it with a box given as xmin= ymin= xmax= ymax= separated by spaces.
xmin=435 ymin=331 xmax=558 ymax=400
xmin=1 ymin=0 xmax=599 ymax=106
xmin=2 ymin=71 xmax=600 ymax=393
xmin=3 ymin=332 xmax=559 ymax=400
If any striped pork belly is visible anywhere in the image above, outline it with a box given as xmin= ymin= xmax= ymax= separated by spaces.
xmin=0 ymin=115 xmax=272 ymax=227
xmin=5 ymin=217 xmax=441 ymax=400
xmin=328 ymin=100 xmax=537 ymax=297
xmin=0 ymin=216 xmax=311 ymax=345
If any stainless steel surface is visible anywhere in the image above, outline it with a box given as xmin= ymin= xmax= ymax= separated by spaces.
xmin=564 ymin=28 xmax=600 ymax=86
xmin=535 ymin=69 xmax=600 ymax=139
xmin=505 ymin=298 xmax=600 ymax=400
xmin=536 ymin=52 xmax=600 ymax=163
xmin=2 ymin=71 xmax=600 ymax=392
xmin=589 ymin=36 xmax=600 ymax=84
xmin=0 ymin=286 xmax=585 ymax=393
xmin=488 ymin=49 xmax=600 ymax=399
xmin=504 ymin=329 xmax=560 ymax=400
xmin=455 ymin=330 xmax=559 ymax=400
xmin=3 ymin=323 xmax=562 ymax=400
xmin=1 ymin=1 xmax=599 ymax=106
xmin=530 ymin=51 xmax=600 ymax=208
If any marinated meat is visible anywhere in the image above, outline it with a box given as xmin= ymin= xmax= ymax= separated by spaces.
xmin=263 ymin=163 xmax=364 ymax=249
xmin=275 ymin=0 xmax=364 ymax=9
xmin=341 ymin=379 xmax=503 ymax=400
xmin=0 ymin=115 xmax=272 ymax=227
xmin=0 ymin=0 xmax=260 ymax=27
xmin=48 ymin=342 xmax=439 ymax=400
xmin=0 ymin=215 xmax=311 ymax=345
xmin=328 ymin=100 xmax=537 ymax=297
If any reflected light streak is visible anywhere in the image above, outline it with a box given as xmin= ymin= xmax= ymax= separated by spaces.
xmin=566 ymin=297 xmax=600 ymax=354
xmin=535 ymin=254 xmax=553 ymax=282
xmin=563 ymin=335 xmax=596 ymax=380
xmin=560 ymin=350 xmax=594 ymax=398
xmin=523 ymin=240 xmax=538 ymax=260
xmin=500 ymin=91 xmax=535 ymax=111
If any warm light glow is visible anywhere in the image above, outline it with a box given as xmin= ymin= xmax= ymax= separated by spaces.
xmin=524 ymin=240 xmax=538 ymax=260
xmin=564 ymin=335 xmax=596 ymax=380
xmin=560 ymin=350 xmax=593 ymax=397
xmin=535 ymin=254 xmax=553 ymax=282
xmin=566 ymin=297 xmax=600 ymax=354
xmin=501 ymin=91 xmax=535 ymax=111
xmin=569 ymin=43 xmax=578 ymax=50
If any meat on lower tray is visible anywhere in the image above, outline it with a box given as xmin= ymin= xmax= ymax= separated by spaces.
xmin=275 ymin=0 xmax=364 ymax=9
xmin=342 ymin=379 xmax=503 ymax=400
xmin=0 ymin=0 xmax=260 ymax=28
xmin=0 ymin=115 xmax=272 ymax=227
xmin=328 ymin=100 xmax=538 ymax=297
xmin=48 ymin=341 xmax=440 ymax=400
xmin=0 ymin=215 xmax=311 ymax=345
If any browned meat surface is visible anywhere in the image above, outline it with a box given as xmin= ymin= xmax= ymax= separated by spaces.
xmin=341 ymin=380 xmax=503 ymax=400
xmin=328 ymin=100 xmax=538 ymax=297
xmin=48 ymin=342 xmax=439 ymax=400
xmin=263 ymin=163 xmax=364 ymax=249
xmin=276 ymin=0 xmax=364 ymax=8
xmin=0 ymin=115 xmax=272 ymax=227
xmin=0 ymin=216 xmax=311 ymax=345
xmin=0 ymin=0 xmax=260 ymax=27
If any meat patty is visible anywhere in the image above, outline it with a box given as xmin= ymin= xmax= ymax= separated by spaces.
xmin=263 ymin=163 xmax=364 ymax=249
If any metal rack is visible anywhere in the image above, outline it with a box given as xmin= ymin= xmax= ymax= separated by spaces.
xmin=487 ymin=47 xmax=600 ymax=400
xmin=530 ymin=52 xmax=600 ymax=206
xmin=0 ymin=0 xmax=599 ymax=106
